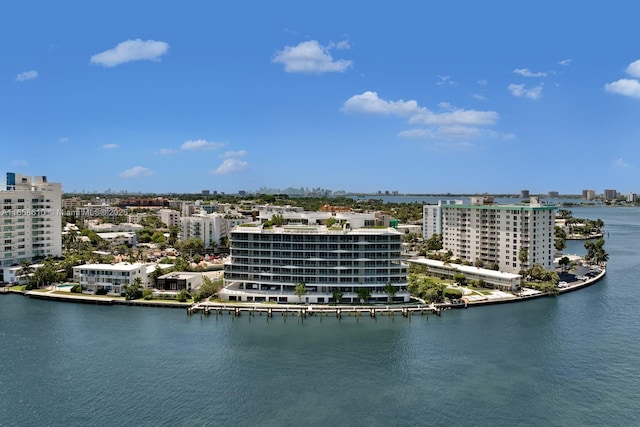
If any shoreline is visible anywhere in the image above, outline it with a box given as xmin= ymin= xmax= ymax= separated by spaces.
xmin=2 ymin=267 xmax=606 ymax=313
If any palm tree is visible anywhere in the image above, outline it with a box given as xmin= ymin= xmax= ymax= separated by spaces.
xmin=18 ymin=260 xmax=33 ymax=285
xmin=356 ymin=287 xmax=371 ymax=304
xmin=384 ymin=282 xmax=397 ymax=303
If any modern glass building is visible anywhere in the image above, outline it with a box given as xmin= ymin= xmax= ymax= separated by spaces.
xmin=222 ymin=215 xmax=409 ymax=303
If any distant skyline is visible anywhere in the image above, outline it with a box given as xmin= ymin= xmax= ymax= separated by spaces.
xmin=2 ymin=1 xmax=640 ymax=194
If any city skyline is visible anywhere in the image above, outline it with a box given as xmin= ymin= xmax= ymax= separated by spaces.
xmin=2 ymin=1 xmax=640 ymax=194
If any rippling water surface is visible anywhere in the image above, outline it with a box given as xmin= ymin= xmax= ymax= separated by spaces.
xmin=1 ymin=207 xmax=639 ymax=426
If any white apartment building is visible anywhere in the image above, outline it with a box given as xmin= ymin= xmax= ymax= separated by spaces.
xmin=87 ymin=222 xmax=144 ymax=233
xmin=221 ymin=213 xmax=409 ymax=303
xmin=158 ymin=208 xmax=180 ymax=228
xmin=180 ymin=213 xmax=252 ymax=248
xmin=0 ymin=173 xmax=62 ymax=271
xmin=424 ymin=197 xmax=556 ymax=274
xmin=72 ymin=262 xmax=159 ymax=294
xmin=96 ymin=232 xmax=137 ymax=246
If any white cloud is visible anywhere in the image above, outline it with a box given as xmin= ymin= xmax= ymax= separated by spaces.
xmin=604 ymin=79 xmax=640 ymax=98
xmin=333 ymin=40 xmax=351 ymax=50
xmin=397 ymin=129 xmax=434 ymax=139
xmin=119 ymin=166 xmax=153 ymax=178
xmin=410 ymin=108 xmax=499 ymax=126
xmin=272 ymin=40 xmax=353 ymax=73
xmin=342 ymin=91 xmax=420 ymax=116
xmin=399 ymin=126 xmax=513 ymax=141
xmin=156 ymin=148 xmax=175 ymax=155
xmin=13 ymin=160 xmax=28 ymax=167
xmin=180 ymin=139 xmax=225 ymax=151
xmin=477 ymin=80 xmax=488 ymax=86
xmin=437 ymin=125 xmax=483 ymax=139
xmin=612 ymin=158 xmax=631 ymax=168
xmin=473 ymin=94 xmax=487 ymax=101
xmin=102 ymin=144 xmax=119 ymax=149
xmin=58 ymin=137 xmax=69 ymax=144
xmin=559 ymin=59 xmax=572 ymax=66
xmin=626 ymin=60 xmax=640 ymax=78
xmin=513 ymin=68 xmax=547 ymax=78
xmin=210 ymin=159 xmax=249 ymax=175
xmin=16 ymin=70 xmax=38 ymax=82
xmin=220 ymin=150 xmax=248 ymax=158
xmin=508 ymin=83 xmax=543 ymax=100
xmin=604 ymin=60 xmax=640 ymax=99
xmin=436 ymin=75 xmax=457 ymax=86
xmin=90 ymin=39 xmax=169 ymax=67
xmin=345 ymin=91 xmax=506 ymax=147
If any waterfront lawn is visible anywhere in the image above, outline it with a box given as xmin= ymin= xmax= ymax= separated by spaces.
xmin=9 ymin=285 xmax=27 ymax=291
xmin=52 ymin=291 xmax=122 ymax=299
xmin=466 ymin=287 xmax=493 ymax=295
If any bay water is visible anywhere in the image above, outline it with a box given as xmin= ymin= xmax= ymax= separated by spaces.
xmin=1 ymin=206 xmax=639 ymax=426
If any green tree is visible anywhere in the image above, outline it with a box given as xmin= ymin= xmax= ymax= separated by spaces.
xmin=384 ymin=282 xmax=397 ymax=303
xmin=453 ymin=273 xmax=466 ymax=285
xmin=555 ymin=238 xmax=567 ymax=252
xmin=63 ymin=227 xmax=79 ymax=252
xmin=325 ymin=217 xmax=338 ymax=228
xmin=557 ymin=209 xmax=573 ymax=219
xmin=17 ymin=260 xmax=34 ymax=285
xmin=176 ymin=238 xmax=205 ymax=259
xmin=167 ymin=226 xmax=179 ymax=246
xmin=332 ymin=288 xmax=343 ymax=303
xmin=172 ymin=257 xmax=190 ymax=272
xmin=197 ymin=276 xmax=223 ymax=300
xmin=425 ymin=234 xmax=443 ymax=251
xmin=536 ymin=281 xmax=559 ymax=296
xmin=294 ymin=282 xmax=308 ymax=303
xmin=271 ymin=213 xmax=285 ymax=226
xmin=518 ymin=247 xmax=529 ymax=270
xmin=356 ymin=287 xmax=371 ymax=304
xmin=124 ymin=277 xmax=144 ymax=300
xmin=177 ymin=289 xmax=190 ymax=302
xmin=559 ymin=256 xmax=571 ymax=272
xmin=584 ymin=238 xmax=608 ymax=266
xmin=443 ymin=288 xmax=463 ymax=300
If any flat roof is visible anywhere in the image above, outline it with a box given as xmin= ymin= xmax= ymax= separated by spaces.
xmin=439 ymin=204 xmax=557 ymax=211
xmin=73 ymin=262 xmax=147 ymax=271
xmin=158 ymin=271 xmax=200 ymax=280
xmin=408 ymin=258 xmax=521 ymax=279
xmin=233 ymin=224 xmax=402 ymax=235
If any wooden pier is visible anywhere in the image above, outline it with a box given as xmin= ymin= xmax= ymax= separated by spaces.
xmin=187 ymin=302 xmax=442 ymax=320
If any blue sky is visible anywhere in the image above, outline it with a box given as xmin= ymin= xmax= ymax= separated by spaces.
xmin=2 ymin=1 xmax=639 ymax=195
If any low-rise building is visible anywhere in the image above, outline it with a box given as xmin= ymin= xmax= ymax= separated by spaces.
xmin=408 ymin=258 xmax=522 ymax=292
xmin=156 ymin=271 xmax=202 ymax=291
xmin=72 ymin=262 xmax=161 ymax=294
xmin=96 ymin=232 xmax=137 ymax=246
